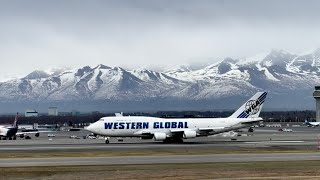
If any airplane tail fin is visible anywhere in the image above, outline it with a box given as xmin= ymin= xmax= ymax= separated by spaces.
xmin=13 ymin=112 xmax=18 ymax=128
xmin=229 ymin=92 xmax=267 ymax=118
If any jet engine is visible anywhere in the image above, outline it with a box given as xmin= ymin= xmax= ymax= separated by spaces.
xmin=183 ymin=130 xmax=197 ymax=139
xmin=153 ymin=132 xmax=167 ymax=141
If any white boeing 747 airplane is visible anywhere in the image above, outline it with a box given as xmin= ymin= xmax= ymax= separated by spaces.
xmin=86 ymin=92 xmax=267 ymax=144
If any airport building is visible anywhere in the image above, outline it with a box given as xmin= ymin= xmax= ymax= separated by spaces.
xmin=25 ymin=109 xmax=38 ymax=117
xmin=18 ymin=124 xmax=34 ymax=130
xmin=72 ymin=110 xmax=80 ymax=116
xmin=48 ymin=107 xmax=58 ymax=116
xmin=313 ymin=86 xmax=320 ymax=122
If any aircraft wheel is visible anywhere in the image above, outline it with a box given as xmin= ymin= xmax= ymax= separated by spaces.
xmin=104 ymin=137 xmax=110 ymax=144
xmin=171 ymin=138 xmax=183 ymax=143
xmin=163 ymin=139 xmax=170 ymax=143
xmin=176 ymin=138 xmax=183 ymax=143
xmin=13 ymin=136 xmax=16 ymax=140
xmin=9 ymin=137 xmax=12 ymax=140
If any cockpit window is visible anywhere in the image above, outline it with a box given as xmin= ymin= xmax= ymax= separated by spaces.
xmin=99 ymin=118 xmax=104 ymax=121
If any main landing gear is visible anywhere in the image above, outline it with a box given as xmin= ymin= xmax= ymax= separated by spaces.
xmin=0 ymin=136 xmax=16 ymax=140
xmin=163 ymin=138 xmax=184 ymax=143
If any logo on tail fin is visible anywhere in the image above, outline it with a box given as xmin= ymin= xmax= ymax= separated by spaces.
xmin=245 ymin=100 xmax=260 ymax=115
xmin=237 ymin=92 xmax=267 ymax=118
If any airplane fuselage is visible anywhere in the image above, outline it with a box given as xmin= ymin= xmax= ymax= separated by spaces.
xmin=87 ymin=116 xmax=262 ymax=137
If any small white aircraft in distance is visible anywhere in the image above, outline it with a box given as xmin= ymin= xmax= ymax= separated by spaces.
xmin=304 ymin=120 xmax=320 ymax=127
xmin=0 ymin=113 xmax=19 ymax=140
xmin=86 ymin=92 xmax=268 ymax=144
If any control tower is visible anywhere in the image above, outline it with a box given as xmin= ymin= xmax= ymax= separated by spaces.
xmin=313 ymin=86 xmax=320 ymax=122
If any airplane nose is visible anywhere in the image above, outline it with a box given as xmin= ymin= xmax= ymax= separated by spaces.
xmin=86 ymin=124 xmax=94 ymax=132
xmin=86 ymin=122 xmax=102 ymax=135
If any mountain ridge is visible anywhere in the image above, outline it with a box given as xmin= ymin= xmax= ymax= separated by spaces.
xmin=0 ymin=49 xmax=319 ymax=112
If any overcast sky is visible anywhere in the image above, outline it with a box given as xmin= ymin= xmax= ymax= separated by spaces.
xmin=1 ymin=0 xmax=320 ymax=80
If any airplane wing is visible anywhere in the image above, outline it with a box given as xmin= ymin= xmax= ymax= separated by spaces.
xmin=135 ymin=126 xmax=237 ymax=138
xmin=134 ymin=128 xmax=222 ymax=138
xmin=133 ymin=117 xmax=262 ymax=139
xmin=133 ymin=130 xmax=153 ymax=135
xmin=134 ymin=117 xmax=262 ymax=138
xmin=197 ymin=123 xmax=257 ymax=136
xmin=16 ymin=130 xmax=55 ymax=138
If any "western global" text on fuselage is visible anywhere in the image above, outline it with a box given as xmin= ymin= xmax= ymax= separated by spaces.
xmin=104 ymin=122 xmax=189 ymax=129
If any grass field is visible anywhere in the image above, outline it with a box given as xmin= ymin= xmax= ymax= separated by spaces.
xmin=1 ymin=147 xmax=320 ymax=179
xmin=1 ymin=161 xmax=320 ymax=180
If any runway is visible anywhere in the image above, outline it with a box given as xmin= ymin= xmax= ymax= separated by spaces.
xmin=0 ymin=139 xmax=316 ymax=153
xmin=0 ymin=152 xmax=320 ymax=167
xmin=0 ymin=139 xmax=317 ymax=153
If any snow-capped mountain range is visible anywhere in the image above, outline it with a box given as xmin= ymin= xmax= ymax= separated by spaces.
xmin=1 ymin=49 xmax=319 ymax=112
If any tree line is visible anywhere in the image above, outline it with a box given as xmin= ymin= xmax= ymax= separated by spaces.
xmin=0 ymin=110 xmax=315 ymax=126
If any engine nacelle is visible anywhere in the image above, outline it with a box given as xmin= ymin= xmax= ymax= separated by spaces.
xmin=183 ymin=130 xmax=197 ymax=139
xmin=0 ymin=129 xmax=8 ymax=136
xmin=153 ymin=132 xmax=167 ymax=141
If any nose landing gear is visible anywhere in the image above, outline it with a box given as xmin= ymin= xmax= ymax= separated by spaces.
xmin=105 ymin=137 xmax=110 ymax=144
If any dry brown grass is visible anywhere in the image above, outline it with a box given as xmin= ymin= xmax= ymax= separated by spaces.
xmin=1 ymin=161 xmax=320 ymax=180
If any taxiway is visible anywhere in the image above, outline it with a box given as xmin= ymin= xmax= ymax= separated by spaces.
xmin=0 ymin=152 xmax=320 ymax=167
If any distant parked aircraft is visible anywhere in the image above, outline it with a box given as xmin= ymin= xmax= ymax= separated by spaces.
xmin=0 ymin=113 xmax=19 ymax=140
xmin=0 ymin=113 xmax=53 ymax=140
xmin=304 ymin=120 xmax=320 ymax=127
